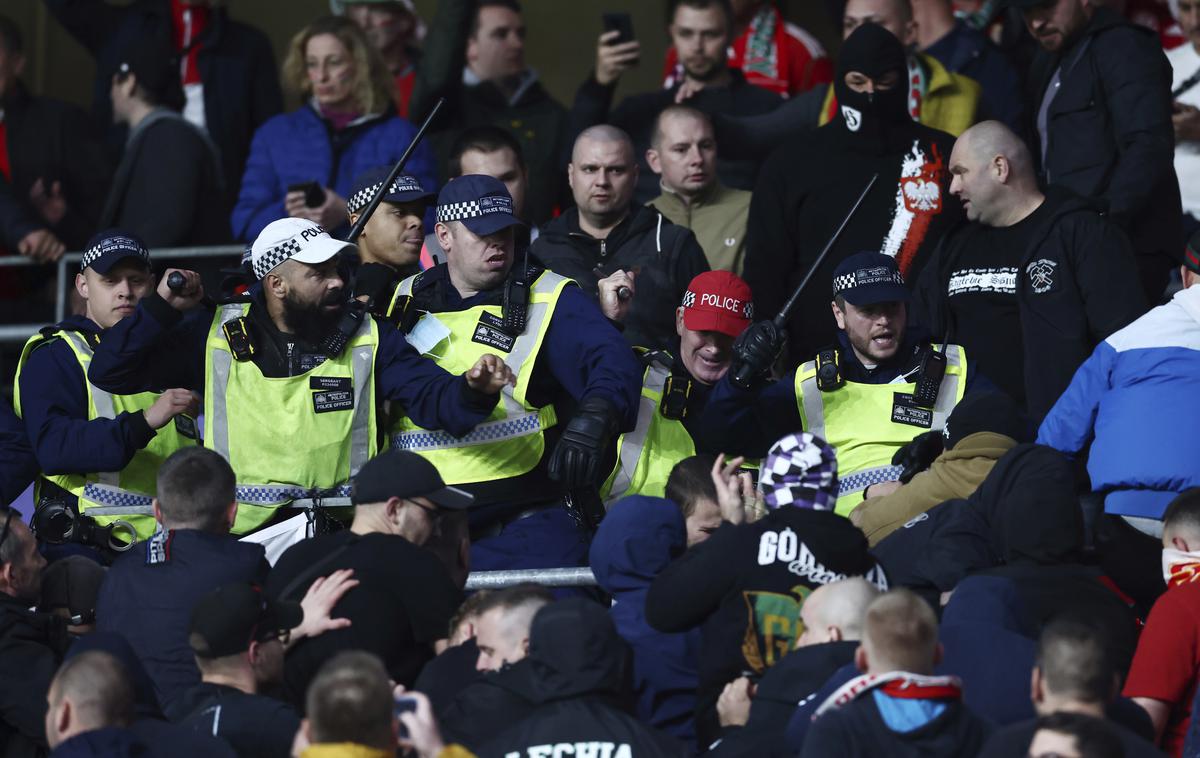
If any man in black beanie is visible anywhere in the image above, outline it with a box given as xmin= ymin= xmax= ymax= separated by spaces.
xmin=741 ymin=22 xmax=963 ymax=366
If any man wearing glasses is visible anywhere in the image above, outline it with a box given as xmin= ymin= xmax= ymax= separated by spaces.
xmin=266 ymin=449 xmax=476 ymax=705
xmin=0 ymin=505 xmax=58 ymax=755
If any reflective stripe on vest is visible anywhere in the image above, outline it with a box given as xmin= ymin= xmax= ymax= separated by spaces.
xmin=795 ymin=344 xmax=967 ymax=516
xmin=204 ymin=303 xmax=377 ymax=533
xmin=601 ymin=359 xmax=699 ymax=505
xmin=387 ymin=271 xmax=567 ymax=484
xmin=12 ymin=329 xmax=195 ymax=538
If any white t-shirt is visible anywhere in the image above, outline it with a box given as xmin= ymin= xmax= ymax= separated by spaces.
xmin=1168 ymin=43 xmax=1200 ymax=216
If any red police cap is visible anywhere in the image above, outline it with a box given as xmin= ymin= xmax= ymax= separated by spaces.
xmin=680 ymin=271 xmax=754 ymax=338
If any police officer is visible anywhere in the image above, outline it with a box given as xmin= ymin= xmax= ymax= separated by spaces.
xmin=15 ymin=230 xmax=197 ymax=545
xmin=345 ymin=167 xmax=435 ymax=318
xmin=85 ymin=218 xmax=513 ymax=535
xmin=388 ymin=174 xmax=641 ymax=574
xmin=599 ymin=270 xmax=754 ymax=505
xmin=698 ymin=252 xmax=970 ymax=516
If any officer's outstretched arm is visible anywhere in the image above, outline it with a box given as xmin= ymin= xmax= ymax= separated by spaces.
xmin=376 ymin=329 xmax=499 ymax=438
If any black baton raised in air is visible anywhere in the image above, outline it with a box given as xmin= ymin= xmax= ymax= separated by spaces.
xmin=729 ymin=173 xmax=879 ymax=390
xmin=346 ymin=97 xmax=445 ymax=244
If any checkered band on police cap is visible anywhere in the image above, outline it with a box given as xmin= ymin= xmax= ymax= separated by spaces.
xmin=81 ymin=234 xmax=150 ymax=270
xmin=832 ymin=266 xmax=905 ymax=297
xmin=346 ymin=174 xmax=426 ymax=215
xmin=253 ymin=238 xmax=302 ymax=280
xmin=760 ymin=432 xmax=839 ymax=511
xmin=437 ymin=195 xmax=513 ymax=224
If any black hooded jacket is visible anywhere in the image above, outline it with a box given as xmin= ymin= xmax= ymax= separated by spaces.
xmin=710 ymin=641 xmax=859 ymax=757
xmin=1027 ymin=5 xmax=1180 ymax=291
xmin=744 ymin=24 xmax=963 ymax=364
xmin=477 ymin=599 xmax=684 ymax=758
xmin=530 ymin=205 xmax=710 ymax=352
xmin=913 ymin=186 xmax=1147 ymax=422
xmin=646 ymin=507 xmax=886 ymax=746
xmin=873 ymin=444 xmax=1140 ymax=667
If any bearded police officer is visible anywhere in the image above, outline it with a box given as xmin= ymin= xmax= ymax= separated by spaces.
xmin=86 ymin=217 xmax=513 ymax=535
xmin=388 ymin=174 xmax=640 ymax=575
xmin=600 ymin=270 xmax=754 ymax=505
xmin=15 ymin=230 xmax=198 ymax=546
xmin=698 ymin=252 xmax=970 ymax=516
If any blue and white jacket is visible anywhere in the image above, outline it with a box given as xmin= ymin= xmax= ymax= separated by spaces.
xmin=1037 ymin=285 xmax=1200 ymax=518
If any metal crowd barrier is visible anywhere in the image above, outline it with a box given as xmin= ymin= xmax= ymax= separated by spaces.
xmin=0 ymin=244 xmax=244 ymax=345
xmin=465 ymin=567 xmax=597 ymax=590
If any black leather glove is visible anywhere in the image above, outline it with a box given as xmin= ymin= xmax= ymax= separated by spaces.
xmin=548 ymin=396 xmax=620 ymax=488
xmin=730 ymin=320 xmax=784 ymax=389
xmin=892 ymin=430 xmax=945 ymax=483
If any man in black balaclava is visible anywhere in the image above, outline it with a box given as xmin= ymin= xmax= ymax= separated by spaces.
xmin=738 ymin=22 xmax=963 ymax=368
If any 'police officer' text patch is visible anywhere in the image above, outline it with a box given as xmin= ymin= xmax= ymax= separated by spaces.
xmin=313 ymin=390 xmax=354 ymax=413
xmin=471 ymin=312 xmax=516 ymax=353
xmin=892 ymin=393 xmax=933 ymax=429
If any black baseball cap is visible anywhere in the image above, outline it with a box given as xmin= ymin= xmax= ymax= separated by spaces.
xmin=113 ymin=40 xmax=185 ymax=111
xmin=351 ymin=449 xmax=475 ymax=510
xmin=81 ymin=229 xmax=151 ymax=274
xmin=832 ymin=251 xmax=910 ymax=306
xmin=347 ymin=167 xmax=435 ymax=215
xmin=189 ymin=583 xmax=302 ymax=659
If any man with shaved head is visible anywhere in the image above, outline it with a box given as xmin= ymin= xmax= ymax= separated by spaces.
xmin=914 ymin=120 xmax=1147 ymax=423
xmin=532 ymin=125 xmax=710 ymax=351
xmin=802 ymin=589 xmax=989 ymax=756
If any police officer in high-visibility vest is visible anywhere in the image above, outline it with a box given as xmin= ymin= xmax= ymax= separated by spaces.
xmin=344 ymin=167 xmax=435 ymax=318
xmin=699 ymin=251 xmax=970 ymax=516
xmin=14 ymin=230 xmax=198 ymax=546
xmin=85 ymin=217 xmax=514 ymax=535
xmin=599 ymin=270 xmax=754 ymax=505
xmin=388 ymin=174 xmax=641 ymax=575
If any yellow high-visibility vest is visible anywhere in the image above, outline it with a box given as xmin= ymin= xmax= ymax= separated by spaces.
xmin=203 ymin=303 xmax=379 ymax=534
xmin=387 ymin=270 xmax=569 ymax=484
xmin=14 ymin=328 xmax=196 ymax=540
xmin=795 ymin=344 xmax=967 ymax=516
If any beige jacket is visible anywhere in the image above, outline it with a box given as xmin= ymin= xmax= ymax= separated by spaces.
xmin=850 ymin=432 xmax=1017 ymax=546
xmin=648 ymin=181 xmax=751 ymax=274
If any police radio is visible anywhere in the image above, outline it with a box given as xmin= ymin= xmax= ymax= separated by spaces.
xmin=501 ymin=243 xmax=532 ymax=334
xmin=502 ymin=272 xmax=530 ymax=334
xmin=816 ymin=349 xmax=844 ymax=391
xmin=320 ymin=299 xmax=369 ymax=357
xmin=912 ymin=347 xmax=947 ymax=408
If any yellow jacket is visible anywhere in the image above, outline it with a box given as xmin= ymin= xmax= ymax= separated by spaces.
xmin=819 ymin=52 xmax=982 ymax=136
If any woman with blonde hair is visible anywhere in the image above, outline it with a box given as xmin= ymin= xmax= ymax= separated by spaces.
xmin=232 ymin=15 xmax=437 ymax=241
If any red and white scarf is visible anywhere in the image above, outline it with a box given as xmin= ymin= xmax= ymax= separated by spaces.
xmin=1163 ymin=548 xmax=1200 ymax=588
xmin=814 ymin=671 xmax=963 ymax=719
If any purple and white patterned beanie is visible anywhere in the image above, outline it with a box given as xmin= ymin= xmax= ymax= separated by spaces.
xmin=760 ymin=432 xmax=839 ymax=511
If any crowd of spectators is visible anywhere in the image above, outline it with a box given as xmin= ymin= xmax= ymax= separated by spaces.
xmin=1 ymin=0 xmax=1200 ymax=757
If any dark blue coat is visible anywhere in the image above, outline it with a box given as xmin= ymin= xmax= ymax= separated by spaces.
xmin=589 ymin=496 xmax=699 ymax=749
xmin=16 ymin=317 xmax=155 ymax=495
xmin=231 ymin=105 xmax=438 ymax=241
xmin=95 ymin=530 xmax=269 ymax=714
xmin=49 ymin=727 xmax=153 ymax=758
xmin=0 ymin=399 xmax=38 ymax=506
